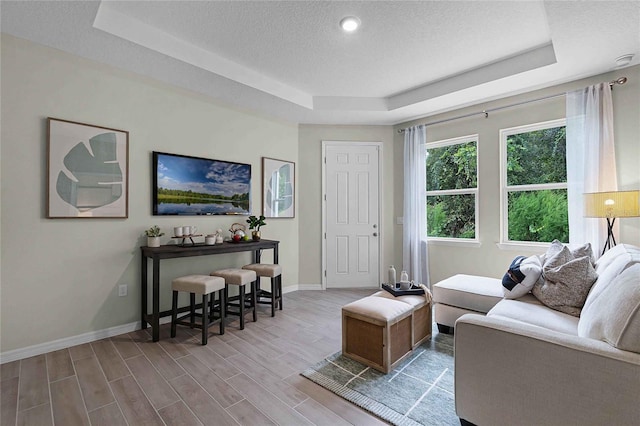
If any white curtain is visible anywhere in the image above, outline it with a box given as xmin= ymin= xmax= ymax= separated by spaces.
xmin=403 ymin=125 xmax=429 ymax=288
xmin=566 ymin=82 xmax=617 ymax=251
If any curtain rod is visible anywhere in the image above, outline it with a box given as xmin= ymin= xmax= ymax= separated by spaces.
xmin=397 ymin=77 xmax=628 ymax=133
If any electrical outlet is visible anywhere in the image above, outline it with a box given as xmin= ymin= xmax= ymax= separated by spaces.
xmin=118 ymin=284 xmax=128 ymax=297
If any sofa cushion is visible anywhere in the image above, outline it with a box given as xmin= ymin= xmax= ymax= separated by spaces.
xmin=532 ymin=245 xmax=598 ymax=317
xmin=578 ymin=264 xmax=640 ymax=353
xmin=433 ymin=274 xmax=503 ymax=314
xmin=583 ymin=244 xmax=640 ymax=313
xmin=487 ymin=295 xmax=579 ymax=335
xmin=502 ymin=255 xmax=542 ymax=299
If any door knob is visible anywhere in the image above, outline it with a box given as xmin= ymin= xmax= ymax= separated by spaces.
xmin=373 ymin=232 xmax=378 ymax=237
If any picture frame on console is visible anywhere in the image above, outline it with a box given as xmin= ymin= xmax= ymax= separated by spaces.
xmin=262 ymin=157 xmax=295 ymax=218
xmin=47 ymin=118 xmax=129 ymax=218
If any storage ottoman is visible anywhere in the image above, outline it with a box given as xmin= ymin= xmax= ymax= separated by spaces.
xmin=432 ymin=274 xmax=503 ymax=333
xmin=342 ymin=296 xmax=414 ymax=373
xmin=372 ymin=291 xmax=432 ymax=348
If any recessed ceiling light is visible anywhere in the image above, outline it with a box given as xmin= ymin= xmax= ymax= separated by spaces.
xmin=615 ymin=54 xmax=634 ymax=67
xmin=340 ymin=16 xmax=361 ymax=33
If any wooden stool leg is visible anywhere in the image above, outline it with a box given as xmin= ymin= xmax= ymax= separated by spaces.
xmin=252 ymin=280 xmax=258 ymax=322
xmin=239 ymin=285 xmax=246 ymax=330
xmin=278 ymin=275 xmax=283 ymax=310
xmin=270 ymin=277 xmax=276 ymax=317
xmin=171 ymin=290 xmax=178 ymax=338
xmin=218 ymin=289 xmax=225 ymax=335
xmin=201 ymin=293 xmax=209 ymax=345
xmin=190 ymin=293 xmax=196 ymax=328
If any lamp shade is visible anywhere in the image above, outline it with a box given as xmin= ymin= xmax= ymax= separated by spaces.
xmin=583 ymin=190 xmax=640 ymax=218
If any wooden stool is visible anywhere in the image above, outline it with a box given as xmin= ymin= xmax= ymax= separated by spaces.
xmin=242 ymin=263 xmax=283 ymax=317
xmin=210 ymin=268 xmax=257 ymax=330
xmin=171 ymin=275 xmax=226 ymax=345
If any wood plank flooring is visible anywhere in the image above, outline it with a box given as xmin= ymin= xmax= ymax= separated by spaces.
xmin=1 ymin=289 xmax=390 ymax=426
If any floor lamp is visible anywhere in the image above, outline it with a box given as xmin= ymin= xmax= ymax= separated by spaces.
xmin=583 ymin=190 xmax=640 ymax=255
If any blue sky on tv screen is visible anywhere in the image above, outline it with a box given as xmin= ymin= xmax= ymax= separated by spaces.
xmin=157 ymin=153 xmax=250 ymax=197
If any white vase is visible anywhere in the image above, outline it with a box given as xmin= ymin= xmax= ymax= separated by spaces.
xmin=147 ymin=236 xmax=161 ymax=248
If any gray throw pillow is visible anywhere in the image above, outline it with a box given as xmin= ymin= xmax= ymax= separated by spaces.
xmin=570 ymin=242 xmax=596 ymax=266
xmin=532 ymin=246 xmax=598 ymax=317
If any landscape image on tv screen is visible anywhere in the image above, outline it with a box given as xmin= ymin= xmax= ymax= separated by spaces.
xmin=153 ymin=151 xmax=251 ymax=215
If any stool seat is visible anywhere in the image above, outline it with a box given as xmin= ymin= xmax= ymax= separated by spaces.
xmin=242 ymin=264 xmax=283 ymax=317
xmin=172 ymin=275 xmax=225 ymax=294
xmin=242 ymin=263 xmax=282 ymax=277
xmin=210 ymin=268 xmax=257 ymax=329
xmin=171 ymin=275 xmax=226 ymax=345
xmin=211 ymin=268 xmax=256 ymax=285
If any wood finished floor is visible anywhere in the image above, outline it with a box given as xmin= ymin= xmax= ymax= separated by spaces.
xmin=1 ymin=289 xmax=390 ymax=426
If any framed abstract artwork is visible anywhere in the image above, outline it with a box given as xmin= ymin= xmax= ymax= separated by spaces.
xmin=47 ymin=118 xmax=129 ymax=218
xmin=262 ymin=157 xmax=295 ymax=218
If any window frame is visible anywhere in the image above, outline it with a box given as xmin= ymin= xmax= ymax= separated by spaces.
xmin=499 ymin=118 xmax=567 ymax=247
xmin=426 ymin=134 xmax=479 ymax=244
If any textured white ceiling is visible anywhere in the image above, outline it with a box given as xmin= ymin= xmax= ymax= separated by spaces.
xmin=2 ymin=1 xmax=639 ymax=125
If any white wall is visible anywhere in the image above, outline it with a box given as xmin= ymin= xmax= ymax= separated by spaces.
xmin=297 ymin=125 xmax=395 ymax=286
xmin=0 ymin=35 xmax=299 ymax=353
xmin=394 ymin=65 xmax=640 ymax=284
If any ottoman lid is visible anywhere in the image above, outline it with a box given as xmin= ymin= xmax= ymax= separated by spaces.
xmin=372 ymin=290 xmax=428 ymax=308
xmin=342 ymin=296 xmax=413 ymax=322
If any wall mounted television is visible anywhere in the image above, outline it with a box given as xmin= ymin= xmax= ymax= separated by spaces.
xmin=152 ymin=151 xmax=251 ymax=215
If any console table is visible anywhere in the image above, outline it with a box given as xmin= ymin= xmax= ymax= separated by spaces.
xmin=140 ymin=239 xmax=279 ymax=341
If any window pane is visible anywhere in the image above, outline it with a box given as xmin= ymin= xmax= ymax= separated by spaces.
xmin=507 ymin=189 xmax=568 ymax=243
xmin=426 ymin=141 xmax=477 ymax=191
xmin=427 ymin=194 xmax=475 ymax=238
xmin=507 ymin=126 xmax=566 ymax=186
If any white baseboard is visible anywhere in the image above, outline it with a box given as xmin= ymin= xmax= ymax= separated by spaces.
xmin=1 ymin=285 xmax=323 ymax=364
xmin=0 ymin=321 xmax=145 ymax=364
xmin=295 ymin=284 xmax=324 ymax=291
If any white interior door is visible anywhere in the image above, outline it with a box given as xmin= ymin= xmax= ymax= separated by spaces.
xmin=323 ymin=142 xmax=381 ymax=288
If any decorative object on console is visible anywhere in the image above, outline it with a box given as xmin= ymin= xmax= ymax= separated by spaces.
xmin=246 ymin=215 xmax=266 ymax=240
xmin=47 ymin=118 xmax=128 ymax=218
xmin=229 ymin=223 xmax=246 ymax=242
xmin=262 ymin=157 xmax=295 ymax=218
xmin=144 ymin=225 xmax=164 ymax=247
xmin=583 ymin=190 xmax=640 ymax=255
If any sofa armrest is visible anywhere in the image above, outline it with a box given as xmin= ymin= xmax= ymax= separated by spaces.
xmin=454 ymin=314 xmax=640 ymax=426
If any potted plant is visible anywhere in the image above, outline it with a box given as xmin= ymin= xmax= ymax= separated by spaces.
xmin=246 ymin=215 xmax=267 ymax=241
xmin=144 ymin=225 xmax=165 ymax=247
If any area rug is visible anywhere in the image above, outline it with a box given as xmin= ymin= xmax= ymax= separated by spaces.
xmin=301 ymin=332 xmax=457 ymax=426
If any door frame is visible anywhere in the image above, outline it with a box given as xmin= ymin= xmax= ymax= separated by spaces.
xmin=321 ymin=140 xmax=384 ymax=290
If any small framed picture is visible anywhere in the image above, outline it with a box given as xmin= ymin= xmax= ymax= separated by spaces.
xmin=47 ymin=118 xmax=129 ymax=218
xmin=262 ymin=157 xmax=295 ymax=218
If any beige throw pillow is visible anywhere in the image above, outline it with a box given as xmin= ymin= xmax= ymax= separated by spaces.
xmin=578 ymin=264 xmax=640 ymax=353
xmin=532 ymin=245 xmax=598 ymax=317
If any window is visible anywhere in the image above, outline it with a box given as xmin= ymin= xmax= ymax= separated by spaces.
xmin=500 ymin=119 xmax=568 ymax=244
xmin=426 ymin=135 xmax=478 ymax=241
